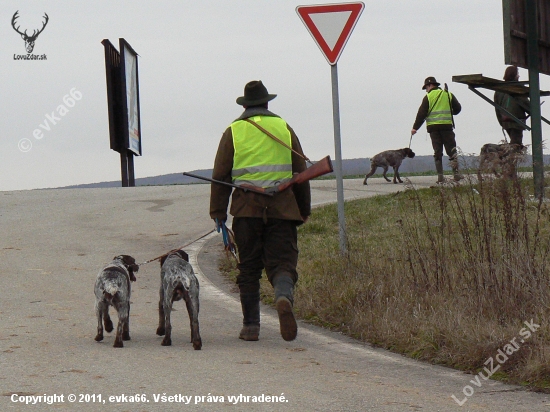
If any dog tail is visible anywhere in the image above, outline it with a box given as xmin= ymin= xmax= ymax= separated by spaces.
xmin=171 ymin=278 xmax=191 ymax=300
xmin=172 ymin=276 xmax=191 ymax=291
xmin=104 ymin=280 xmax=119 ymax=296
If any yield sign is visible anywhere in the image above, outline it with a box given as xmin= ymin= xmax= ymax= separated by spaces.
xmin=296 ymin=2 xmax=364 ymax=65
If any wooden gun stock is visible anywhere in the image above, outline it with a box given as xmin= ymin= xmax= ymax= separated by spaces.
xmin=273 ymin=155 xmax=333 ymax=193
xmin=240 ymin=155 xmax=333 ymax=194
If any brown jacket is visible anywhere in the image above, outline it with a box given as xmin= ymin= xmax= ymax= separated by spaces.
xmin=494 ymin=91 xmax=529 ymax=131
xmin=209 ymin=108 xmax=311 ymax=224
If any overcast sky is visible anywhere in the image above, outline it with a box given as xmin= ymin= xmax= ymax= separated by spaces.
xmin=3 ymin=0 xmax=550 ymax=191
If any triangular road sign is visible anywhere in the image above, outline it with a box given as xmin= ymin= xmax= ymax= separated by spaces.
xmin=297 ymin=2 xmax=364 ymax=65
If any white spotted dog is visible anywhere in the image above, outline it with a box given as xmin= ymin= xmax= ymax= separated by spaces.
xmin=94 ymin=255 xmax=138 ymax=348
xmin=156 ymin=250 xmax=202 ymax=350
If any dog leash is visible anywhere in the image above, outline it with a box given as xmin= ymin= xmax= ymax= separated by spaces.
xmin=138 ymin=229 xmax=215 ymax=266
xmin=408 ymin=133 xmax=413 ymax=149
xmin=215 ymin=218 xmax=238 ymax=262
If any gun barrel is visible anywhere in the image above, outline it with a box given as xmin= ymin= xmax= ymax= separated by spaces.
xmin=184 ymin=155 xmax=333 ymax=197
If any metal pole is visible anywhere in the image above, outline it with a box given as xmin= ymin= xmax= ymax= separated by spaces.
xmin=128 ymin=151 xmax=135 ymax=187
xmin=120 ymin=151 xmax=129 ymax=187
xmin=330 ymin=63 xmax=347 ymax=254
xmin=526 ymin=0 xmax=544 ymax=199
xmin=468 ymin=86 xmax=531 ymax=130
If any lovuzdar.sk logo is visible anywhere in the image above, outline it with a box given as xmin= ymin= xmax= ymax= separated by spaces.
xmin=12 ymin=11 xmax=48 ymax=61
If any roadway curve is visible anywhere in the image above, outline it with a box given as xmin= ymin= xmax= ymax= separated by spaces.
xmin=0 ymin=177 xmax=548 ymax=411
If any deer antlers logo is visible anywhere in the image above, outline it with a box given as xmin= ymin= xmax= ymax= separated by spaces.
xmin=11 ymin=11 xmax=49 ymax=54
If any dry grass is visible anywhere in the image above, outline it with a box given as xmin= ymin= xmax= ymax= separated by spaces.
xmin=218 ymin=174 xmax=550 ymax=390
xmin=296 ymin=175 xmax=550 ymax=390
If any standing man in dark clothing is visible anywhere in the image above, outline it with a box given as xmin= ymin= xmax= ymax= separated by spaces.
xmin=411 ymin=76 xmax=463 ymax=184
xmin=494 ymin=65 xmax=529 ymax=146
xmin=210 ymin=80 xmax=311 ymax=342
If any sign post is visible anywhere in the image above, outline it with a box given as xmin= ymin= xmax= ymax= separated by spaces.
xmin=503 ymin=0 xmax=550 ymax=199
xmin=525 ymin=0 xmax=544 ymax=199
xmin=297 ymin=2 xmax=365 ymax=253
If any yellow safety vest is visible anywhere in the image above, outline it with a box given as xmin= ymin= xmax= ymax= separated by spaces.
xmin=231 ymin=116 xmax=293 ymax=188
xmin=426 ymin=89 xmax=453 ymax=126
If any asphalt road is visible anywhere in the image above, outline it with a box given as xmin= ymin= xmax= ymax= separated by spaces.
xmin=1 ymin=176 xmax=549 ymax=411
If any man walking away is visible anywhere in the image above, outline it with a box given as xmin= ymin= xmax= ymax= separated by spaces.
xmin=210 ymin=80 xmax=311 ymax=342
xmin=411 ymin=76 xmax=462 ymax=184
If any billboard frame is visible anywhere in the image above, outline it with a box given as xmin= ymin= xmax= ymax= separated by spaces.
xmin=119 ymin=38 xmax=142 ymax=157
xmin=503 ymin=0 xmax=550 ymax=76
xmin=101 ymin=39 xmax=124 ymax=153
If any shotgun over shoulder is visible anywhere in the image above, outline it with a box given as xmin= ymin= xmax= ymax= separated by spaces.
xmin=241 ymin=155 xmax=333 ymax=194
xmin=184 ymin=155 xmax=333 ymax=196
xmin=274 ymin=155 xmax=333 ymax=193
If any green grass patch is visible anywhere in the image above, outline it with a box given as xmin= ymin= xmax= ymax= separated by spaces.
xmin=218 ymin=174 xmax=550 ymax=391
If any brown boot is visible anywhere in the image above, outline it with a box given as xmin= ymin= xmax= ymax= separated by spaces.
xmin=273 ymin=275 xmax=297 ymax=341
xmin=450 ymin=157 xmax=464 ymax=182
xmin=275 ymin=297 xmax=297 ymax=341
xmin=239 ymin=325 xmax=260 ymax=341
xmin=239 ymin=291 xmax=260 ymax=341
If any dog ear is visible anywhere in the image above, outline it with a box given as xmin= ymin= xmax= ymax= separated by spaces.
xmin=119 ymin=255 xmax=139 ymax=273
xmin=114 ymin=255 xmax=139 ymax=279
xmin=177 ymin=250 xmax=189 ymax=262
xmin=160 ymin=254 xmax=168 ymax=267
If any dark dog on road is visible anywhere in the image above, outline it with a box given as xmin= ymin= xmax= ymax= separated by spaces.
xmin=363 ymin=148 xmax=416 ymax=185
xmin=94 ymin=255 xmax=138 ymax=348
xmin=478 ymin=143 xmax=527 ymax=180
xmin=156 ymin=250 xmax=202 ymax=350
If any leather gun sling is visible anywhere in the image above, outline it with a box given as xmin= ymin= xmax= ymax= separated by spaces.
xmin=243 ymin=118 xmax=310 ymax=163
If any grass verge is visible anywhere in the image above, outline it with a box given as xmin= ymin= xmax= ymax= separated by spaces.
xmin=218 ymin=173 xmax=550 ymax=391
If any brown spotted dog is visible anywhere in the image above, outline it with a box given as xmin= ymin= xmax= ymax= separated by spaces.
xmin=477 ymin=143 xmax=527 ymax=180
xmin=156 ymin=250 xmax=202 ymax=350
xmin=363 ymin=148 xmax=416 ymax=185
xmin=94 ymin=255 xmax=138 ymax=348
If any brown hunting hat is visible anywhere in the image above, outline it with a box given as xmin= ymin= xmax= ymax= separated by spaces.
xmin=236 ymin=80 xmax=277 ymax=106
xmin=422 ymin=76 xmax=440 ymax=90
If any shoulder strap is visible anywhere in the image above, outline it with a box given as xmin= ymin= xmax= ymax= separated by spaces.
xmin=444 ymin=84 xmax=455 ymax=129
xmin=243 ymin=118 xmax=310 ymax=163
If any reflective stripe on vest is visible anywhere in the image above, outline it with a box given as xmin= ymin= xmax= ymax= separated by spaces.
xmin=231 ymin=116 xmax=292 ymax=188
xmin=426 ymin=89 xmax=453 ymax=125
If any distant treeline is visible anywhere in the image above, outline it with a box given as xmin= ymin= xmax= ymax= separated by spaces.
xmin=61 ymin=154 xmax=548 ymax=189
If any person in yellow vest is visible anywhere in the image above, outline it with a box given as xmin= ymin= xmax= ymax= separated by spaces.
xmin=411 ymin=76 xmax=463 ymax=184
xmin=210 ymin=80 xmax=311 ymax=342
